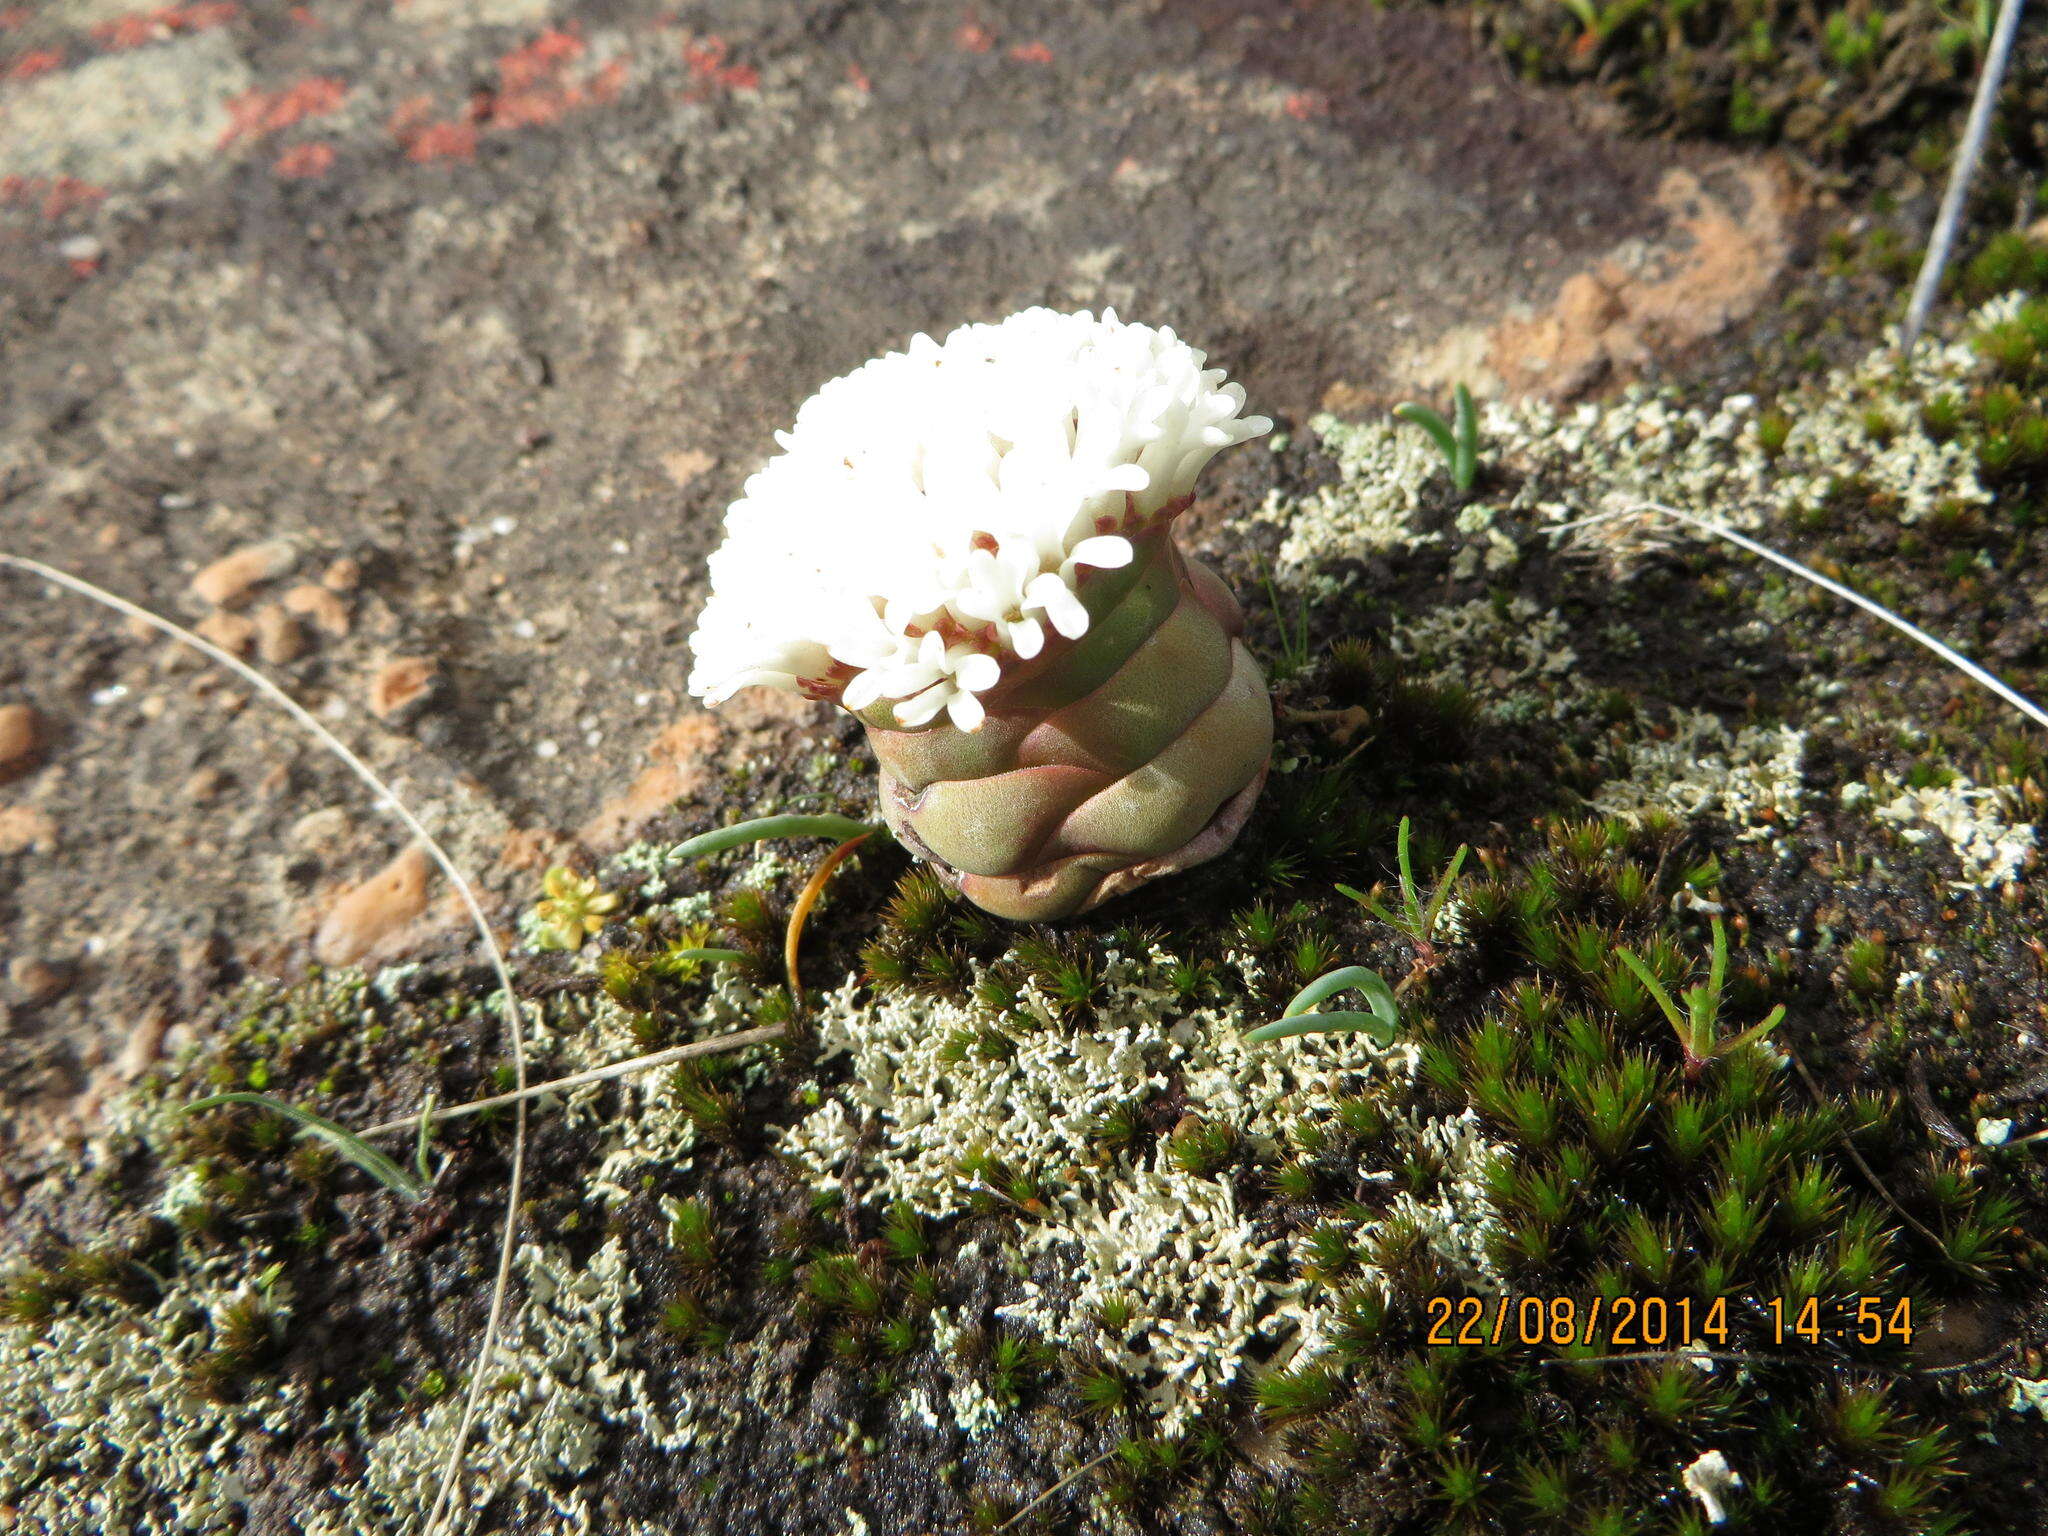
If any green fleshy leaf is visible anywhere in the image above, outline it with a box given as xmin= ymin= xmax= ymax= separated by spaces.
xmin=671 ymin=814 xmax=883 ymax=860
xmin=1246 ymin=1010 xmax=1399 ymax=1044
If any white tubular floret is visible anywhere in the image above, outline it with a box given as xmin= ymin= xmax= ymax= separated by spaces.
xmin=685 ymin=308 xmax=1271 ymax=730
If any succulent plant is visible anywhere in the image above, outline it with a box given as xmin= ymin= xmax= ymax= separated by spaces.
xmin=685 ymin=308 xmax=1275 ymax=919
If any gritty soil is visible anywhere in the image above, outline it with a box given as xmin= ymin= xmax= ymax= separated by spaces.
xmin=0 ymin=0 xmax=1810 ymax=1149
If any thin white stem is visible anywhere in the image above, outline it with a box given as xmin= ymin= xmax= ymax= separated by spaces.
xmin=1546 ymin=503 xmax=2048 ymax=731
xmin=995 ymin=1445 xmax=1121 ymax=1533
xmin=0 ymin=553 xmax=528 ymax=1536
xmin=355 ymin=1024 xmax=787 ymax=1139
xmin=1901 ymin=0 xmax=2030 ymax=355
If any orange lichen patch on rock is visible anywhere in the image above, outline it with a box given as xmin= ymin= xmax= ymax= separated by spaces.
xmin=191 ymin=538 xmax=297 ymax=607
xmin=312 ymin=844 xmax=433 ymax=967
xmin=4 ymin=48 xmax=62 ymax=81
xmin=404 ymin=118 xmax=476 ymax=161
xmin=955 ymin=22 xmax=994 ymax=52
xmin=499 ymin=825 xmax=572 ymax=873
xmin=1008 ymin=41 xmax=1052 ymax=63
xmin=1403 ymin=162 xmax=1798 ymax=402
xmin=845 ymin=61 xmax=871 ymax=92
xmin=388 ymin=95 xmax=475 ymax=162
xmin=218 ymin=75 xmax=346 ymax=147
xmin=578 ymin=714 xmax=721 ymax=850
xmin=89 ymin=3 xmax=238 ymax=51
xmin=0 ymin=9 xmax=31 ymax=30
xmin=274 ymin=140 xmax=334 ymax=179
xmin=393 ymin=28 xmax=627 ymax=154
xmin=1283 ymin=89 xmax=1328 ymax=120
xmin=681 ymin=36 xmax=757 ymax=92
xmin=2 ymin=174 xmax=109 ymax=220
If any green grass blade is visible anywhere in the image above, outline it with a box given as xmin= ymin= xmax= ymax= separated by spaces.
xmin=1614 ymin=948 xmax=1688 ymax=1040
xmin=671 ymin=813 xmax=883 ymax=861
xmin=1723 ymin=1004 xmax=1789 ymax=1056
xmin=670 ymin=947 xmax=747 ymax=963
xmin=1394 ymin=816 xmax=1421 ymax=931
xmin=1422 ymin=844 xmax=1470 ymax=939
xmin=1252 ymin=966 xmax=1401 ymax=1044
xmin=1334 ymin=883 xmax=1400 ymax=927
xmin=414 ymin=1090 xmax=438 ymax=1187
xmin=183 ymin=1093 xmax=425 ymax=1201
xmin=1246 ymin=1011 xmax=1401 ymax=1044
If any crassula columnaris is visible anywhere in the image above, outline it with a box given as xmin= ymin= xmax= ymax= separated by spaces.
xmin=685 ymin=308 xmax=1275 ymax=921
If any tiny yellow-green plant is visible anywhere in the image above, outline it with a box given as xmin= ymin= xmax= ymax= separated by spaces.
xmin=533 ymin=866 xmax=622 ymax=951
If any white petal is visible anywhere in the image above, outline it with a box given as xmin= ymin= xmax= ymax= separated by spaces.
xmin=1068 ymin=535 xmax=1133 ymax=571
xmin=841 ymin=670 xmax=886 ymax=711
xmin=894 ymin=681 xmax=952 ymax=727
xmin=946 ymin=690 xmax=987 ymax=732
xmin=952 ymin=652 xmax=1001 ymax=693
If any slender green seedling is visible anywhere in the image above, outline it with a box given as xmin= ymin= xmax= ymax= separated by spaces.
xmin=1247 ymin=965 xmax=1401 ymax=1043
xmin=1614 ymin=917 xmax=1787 ymax=1080
xmin=183 ymin=1093 xmax=427 ymax=1201
xmin=1338 ymin=817 xmax=1469 ymax=988
xmin=1394 ymin=383 xmax=1481 ymax=493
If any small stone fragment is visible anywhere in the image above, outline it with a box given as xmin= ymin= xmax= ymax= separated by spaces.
xmin=191 ymin=539 xmax=297 ymax=608
xmin=195 ymin=609 xmax=258 ymax=657
xmin=183 ymin=766 xmax=227 ymax=801
xmin=0 ymin=702 xmax=44 ymax=781
xmin=7 ymin=955 xmax=72 ymax=1004
xmin=0 ymin=806 xmax=57 ymax=854
xmin=283 ymin=582 xmax=351 ymax=636
xmin=253 ymin=603 xmax=306 ymax=665
xmin=321 ymin=555 xmax=361 ymax=592
xmin=368 ymin=656 xmax=439 ymax=721
xmin=313 ymin=844 xmax=432 ymax=967
xmin=117 ymin=1010 xmax=168 ymax=1081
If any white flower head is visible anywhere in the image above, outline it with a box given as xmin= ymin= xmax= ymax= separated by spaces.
xmin=685 ymin=308 xmax=1271 ymax=732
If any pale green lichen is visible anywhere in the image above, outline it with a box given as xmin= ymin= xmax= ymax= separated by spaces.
xmin=0 ymin=1260 xmax=306 ymax=1534
xmin=780 ymin=946 xmax=1501 ymax=1433
xmin=1590 ymin=710 xmax=1808 ymax=840
xmin=1869 ymin=770 xmax=2038 ymax=890
xmin=300 ymin=1238 xmax=733 ymax=1536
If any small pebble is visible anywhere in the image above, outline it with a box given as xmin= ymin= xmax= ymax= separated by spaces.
xmin=253 ymin=604 xmax=306 ymax=665
xmin=7 ymin=956 xmax=72 ymax=1005
xmin=195 ymin=609 xmax=258 ymax=658
xmin=191 ymin=539 xmax=298 ymax=608
xmin=313 ymin=845 xmax=432 ymax=967
xmin=0 ymin=702 xmax=44 ymax=781
xmin=368 ymin=656 xmax=439 ymax=721
xmin=283 ymin=582 xmax=351 ymax=636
